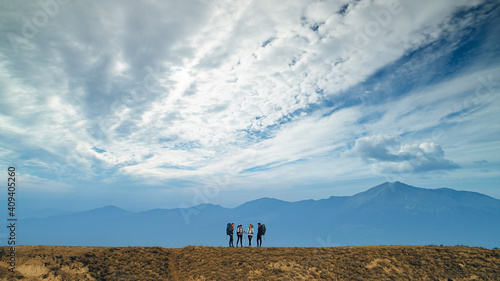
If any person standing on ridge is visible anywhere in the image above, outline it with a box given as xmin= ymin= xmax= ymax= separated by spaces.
xmin=227 ymin=223 xmax=234 ymax=247
xmin=236 ymin=224 xmax=244 ymax=247
xmin=247 ymin=224 xmax=254 ymax=246
xmin=257 ymin=223 xmax=263 ymax=247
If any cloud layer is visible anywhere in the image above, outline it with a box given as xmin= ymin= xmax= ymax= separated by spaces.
xmin=1 ymin=0 xmax=499 ymax=208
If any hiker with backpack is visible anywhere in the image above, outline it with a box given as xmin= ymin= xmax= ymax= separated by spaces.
xmin=226 ymin=223 xmax=234 ymax=247
xmin=247 ymin=224 xmax=254 ymax=246
xmin=236 ymin=224 xmax=244 ymax=247
xmin=257 ymin=223 xmax=266 ymax=247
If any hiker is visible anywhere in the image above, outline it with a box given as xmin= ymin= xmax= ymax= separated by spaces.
xmin=226 ymin=223 xmax=234 ymax=247
xmin=236 ymin=224 xmax=244 ymax=247
xmin=257 ymin=223 xmax=263 ymax=247
xmin=247 ymin=224 xmax=254 ymax=246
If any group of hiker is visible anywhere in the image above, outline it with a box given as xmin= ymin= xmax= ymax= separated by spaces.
xmin=226 ymin=223 xmax=266 ymax=247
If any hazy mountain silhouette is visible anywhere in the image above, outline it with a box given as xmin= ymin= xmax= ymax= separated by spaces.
xmin=15 ymin=182 xmax=500 ymax=248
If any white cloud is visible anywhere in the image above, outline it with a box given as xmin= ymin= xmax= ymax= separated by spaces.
xmin=352 ymin=135 xmax=401 ymax=161
xmin=353 ymin=135 xmax=460 ymax=174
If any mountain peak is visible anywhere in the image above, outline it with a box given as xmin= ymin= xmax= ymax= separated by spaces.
xmin=381 ymin=181 xmax=413 ymax=188
xmin=365 ymin=181 xmax=416 ymax=194
xmin=78 ymin=205 xmax=132 ymax=217
xmin=93 ymin=205 xmax=128 ymax=212
xmin=348 ymin=182 xmax=418 ymax=206
xmin=234 ymin=197 xmax=290 ymax=210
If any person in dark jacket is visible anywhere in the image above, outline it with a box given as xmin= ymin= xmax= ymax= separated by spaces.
xmin=228 ymin=223 xmax=234 ymax=247
xmin=257 ymin=223 xmax=263 ymax=247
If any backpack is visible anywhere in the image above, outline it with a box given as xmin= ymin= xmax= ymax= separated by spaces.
xmin=226 ymin=223 xmax=233 ymax=235
xmin=262 ymin=224 xmax=266 ymax=235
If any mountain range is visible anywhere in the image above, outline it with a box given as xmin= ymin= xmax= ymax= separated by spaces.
xmin=12 ymin=182 xmax=500 ymax=248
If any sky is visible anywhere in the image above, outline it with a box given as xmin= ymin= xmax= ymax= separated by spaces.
xmin=1 ymin=0 xmax=499 ymax=212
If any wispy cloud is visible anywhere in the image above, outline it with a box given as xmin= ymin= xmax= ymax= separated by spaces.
xmin=1 ymin=0 xmax=499 ymax=207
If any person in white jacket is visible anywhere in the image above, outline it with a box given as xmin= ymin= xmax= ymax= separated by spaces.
xmin=247 ymin=224 xmax=254 ymax=246
xmin=236 ymin=225 xmax=244 ymax=247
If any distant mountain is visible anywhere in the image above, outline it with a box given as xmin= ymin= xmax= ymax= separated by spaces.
xmin=13 ymin=182 xmax=500 ymax=248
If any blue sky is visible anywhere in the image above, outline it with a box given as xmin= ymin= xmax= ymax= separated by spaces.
xmin=1 ymin=0 xmax=499 ymax=212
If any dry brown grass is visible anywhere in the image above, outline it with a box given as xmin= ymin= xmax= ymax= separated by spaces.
xmin=0 ymin=245 xmax=499 ymax=280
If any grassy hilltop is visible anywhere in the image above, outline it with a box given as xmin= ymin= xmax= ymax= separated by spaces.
xmin=1 ymin=245 xmax=499 ymax=280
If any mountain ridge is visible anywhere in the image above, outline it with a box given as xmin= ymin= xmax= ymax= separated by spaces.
xmin=38 ymin=182 xmax=497 ymax=214
xmin=13 ymin=182 xmax=500 ymax=248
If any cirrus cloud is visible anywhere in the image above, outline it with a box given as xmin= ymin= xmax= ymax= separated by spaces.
xmin=1 ymin=0 xmax=499 ymax=209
